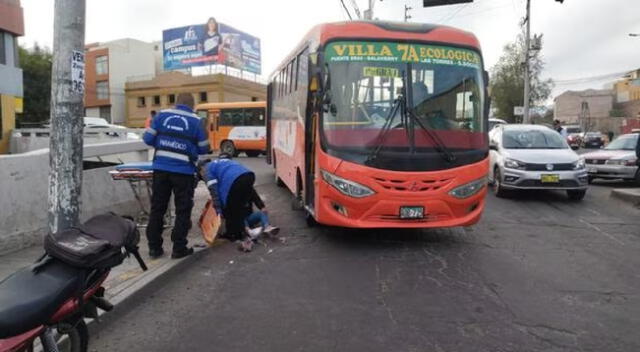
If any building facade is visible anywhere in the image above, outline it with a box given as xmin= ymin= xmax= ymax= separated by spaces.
xmin=124 ymin=72 xmax=266 ymax=127
xmin=613 ymin=69 xmax=640 ymax=121
xmin=84 ymin=39 xmax=161 ymax=125
xmin=554 ymin=89 xmax=615 ymax=131
xmin=0 ymin=0 xmax=24 ymax=154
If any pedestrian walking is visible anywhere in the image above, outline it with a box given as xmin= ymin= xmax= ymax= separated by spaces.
xmin=143 ymin=93 xmax=210 ymax=259
xmin=204 ymin=154 xmax=270 ymax=246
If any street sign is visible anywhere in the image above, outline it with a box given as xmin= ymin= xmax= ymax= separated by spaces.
xmin=423 ymin=0 xmax=473 ymax=7
xmin=71 ymin=50 xmax=85 ymax=95
xmin=514 ymin=106 xmax=524 ymax=116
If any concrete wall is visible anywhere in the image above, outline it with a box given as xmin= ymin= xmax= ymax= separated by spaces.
xmin=0 ymin=144 xmax=150 ymax=255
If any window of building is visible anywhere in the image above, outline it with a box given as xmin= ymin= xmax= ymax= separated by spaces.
xmin=0 ymin=32 xmax=5 ymax=65
xmin=137 ymin=97 xmax=146 ymax=107
xmin=168 ymin=94 xmax=176 ymax=104
xmin=96 ymin=81 xmax=109 ymax=100
xmin=199 ymin=92 xmax=208 ymax=102
xmin=251 ymin=96 xmax=258 ymax=102
xmin=153 ymin=95 xmax=161 ymax=106
xmin=95 ymin=55 xmax=108 ymax=75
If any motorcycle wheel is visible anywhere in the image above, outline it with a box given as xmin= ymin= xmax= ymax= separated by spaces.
xmin=34 ymin=320 xmax=89 ymax=352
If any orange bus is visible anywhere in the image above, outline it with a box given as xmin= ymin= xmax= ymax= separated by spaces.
xmin=267 ymin=21 xmax=489 ymax=228
xmin=196 ymin=101 xmax=266 ymax=157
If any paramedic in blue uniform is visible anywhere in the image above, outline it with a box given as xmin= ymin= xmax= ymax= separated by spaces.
xmin=143 ymin=93 xmax=210 ymax=259
xmin=204 ymin=154 xmax=266 ymax=241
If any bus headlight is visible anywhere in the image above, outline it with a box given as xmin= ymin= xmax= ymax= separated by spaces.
xmin=321 ymin=170 xmax=375 ymax=198
xmin=449 ymin=178 xmax=486 ymax=199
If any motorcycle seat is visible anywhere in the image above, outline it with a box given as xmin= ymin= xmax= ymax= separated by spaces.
xmin=0 ymin=259 xmax=85 ymax=339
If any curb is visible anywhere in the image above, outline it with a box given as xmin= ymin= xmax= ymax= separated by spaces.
xmin=610 ymin=189 xmax=640 ymax=206
xmin=90 ymin=245 xmax=209 ymax=323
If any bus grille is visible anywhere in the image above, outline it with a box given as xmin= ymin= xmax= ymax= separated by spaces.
xmin=373 ymin=177 xmax=453 ymax=192
xmin=366 ymin=213 xmax=451 ymax=223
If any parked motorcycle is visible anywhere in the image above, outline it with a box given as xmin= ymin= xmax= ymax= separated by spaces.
xmin=0 ymin=214 xmax=147 ymax=352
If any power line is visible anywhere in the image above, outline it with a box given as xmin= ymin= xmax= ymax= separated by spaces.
xmin=340 ymin=0 xmax=353 ymax=20
xmin=439 ymin=2 xmax=472 ymax=24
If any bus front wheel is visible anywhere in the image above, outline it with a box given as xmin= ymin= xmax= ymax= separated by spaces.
xmin=220 ymin=141 xmax=238 ymax=157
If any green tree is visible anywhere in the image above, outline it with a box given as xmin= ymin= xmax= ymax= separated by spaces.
xmin=17 ymin=44 xmax=52 ymax=126
xmin=490 ymin=32 xmax=553 ymax=123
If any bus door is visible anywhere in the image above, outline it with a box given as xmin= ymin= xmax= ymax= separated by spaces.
xmin=305 ymin=111 xmax=317 ymax=213
xmin=208 ymin=109 xmax=221 ymax=150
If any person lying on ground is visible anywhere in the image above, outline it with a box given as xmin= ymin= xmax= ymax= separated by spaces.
xmin=203 ymin=153 xmax=268 ymax=247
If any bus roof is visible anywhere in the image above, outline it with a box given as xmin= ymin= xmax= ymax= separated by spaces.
xmin=271 ymin=20 xmax=482 ymax=78
xmin=195 ymin=101 xmax=266 ymax=111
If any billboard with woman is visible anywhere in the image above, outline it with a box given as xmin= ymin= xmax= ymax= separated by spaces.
xmin=162 ymin=18 xmax=261 ymax=74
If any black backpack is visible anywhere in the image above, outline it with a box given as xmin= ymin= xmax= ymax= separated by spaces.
xmin=44 ymin=213 xmax=147 ymax=271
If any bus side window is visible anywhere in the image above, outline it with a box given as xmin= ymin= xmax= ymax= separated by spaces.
xmin=219 ymin=109 xmax=234 ymax=126
xmin=244 ymin=108 xmax=264 ymax=126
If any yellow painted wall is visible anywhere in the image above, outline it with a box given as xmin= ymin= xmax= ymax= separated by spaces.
xmin=0 ymin=94 xmax=17 ymax=154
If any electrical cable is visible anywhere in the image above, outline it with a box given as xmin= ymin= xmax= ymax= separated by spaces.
xmin=340 ymin=0 xmax=353 ymax=20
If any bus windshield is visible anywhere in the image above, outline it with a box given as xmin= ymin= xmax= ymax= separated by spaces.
xmin=321 ymin=41 xmax=486 ymax=169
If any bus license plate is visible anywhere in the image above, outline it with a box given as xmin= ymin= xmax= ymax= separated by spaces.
xmin=400 ymin=206 xmax=424 ymax=219
xmin=540 ymin=174 xmax=560 ymax=183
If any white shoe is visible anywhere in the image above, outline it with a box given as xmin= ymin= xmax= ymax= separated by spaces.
xmin=248 ymin=227 xmax=263 ymax=240
xmin=264 ymin=225 xmax=280 ymax=236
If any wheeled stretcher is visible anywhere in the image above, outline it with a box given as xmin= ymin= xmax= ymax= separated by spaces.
xmin=109 ymin=162 xmax=174 ymax=228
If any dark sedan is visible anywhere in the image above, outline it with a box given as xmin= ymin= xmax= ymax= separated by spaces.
xmin=583 ymin=132 xmax=604 ymax=148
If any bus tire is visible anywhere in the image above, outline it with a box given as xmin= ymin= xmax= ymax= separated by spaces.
xmin=246 ymin=151 xmax=260 ymax=157
xmin=305 ymin=212 xmax=318 ymax=227
xmin=220 ymin=141 xmax=238 ymax=157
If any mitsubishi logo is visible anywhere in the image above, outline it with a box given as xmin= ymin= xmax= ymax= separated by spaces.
xmin=409 ymin=181 xmax=420 ymax=192
xmin=546 ymin=164 xmax=554 ymax=171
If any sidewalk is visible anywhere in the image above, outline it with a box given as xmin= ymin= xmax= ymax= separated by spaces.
xmin=0 ymin=184 xmax=213 ymax=313
xmin=611 ymin=188 xmax=640 ymax=206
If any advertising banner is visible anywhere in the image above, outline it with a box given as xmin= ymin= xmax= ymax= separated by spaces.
xmin=162 ymin=18 xmax=261 ymax=74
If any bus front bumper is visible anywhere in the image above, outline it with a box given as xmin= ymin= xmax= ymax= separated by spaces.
xmin=315 ymin=186 xmax=487 ymax=229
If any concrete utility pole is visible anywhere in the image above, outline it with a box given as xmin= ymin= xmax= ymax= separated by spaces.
xmin=522 ymin=0 xmax=532 ymax=124
xmin=404 ymin=4 xmax=413 ymax=22
xmin=48 ymin=0 xmax=86 ymax=233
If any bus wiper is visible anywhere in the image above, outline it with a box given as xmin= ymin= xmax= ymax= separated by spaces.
xmin=365 ymin=95 xmax=403 ymax=166
xmin=407 ymin=109 xmax=456 ymax=163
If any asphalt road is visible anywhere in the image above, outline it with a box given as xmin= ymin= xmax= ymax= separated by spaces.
xmin=90 ymin=157 xmax=640 ymax=352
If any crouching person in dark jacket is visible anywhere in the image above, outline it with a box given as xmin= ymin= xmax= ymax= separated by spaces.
xmin=143 ymin=93 xmax=210 ymax=259
xmin=204 ymin=153 xmax=267 ymax=248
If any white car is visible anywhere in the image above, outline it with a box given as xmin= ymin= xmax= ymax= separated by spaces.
xmin=83 ymin=117 xmax=139 ymax=140
xmin=489 ymin=124 xmax=588 ymax=200
xmin=489 ymin=118 xmax=507 ymax=131
xmin=583 ymin=133 xmax=639 ymax=184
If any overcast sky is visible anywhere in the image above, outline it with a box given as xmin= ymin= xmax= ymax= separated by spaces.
xmin=19 ymin=0 xmax=640 ymax=99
